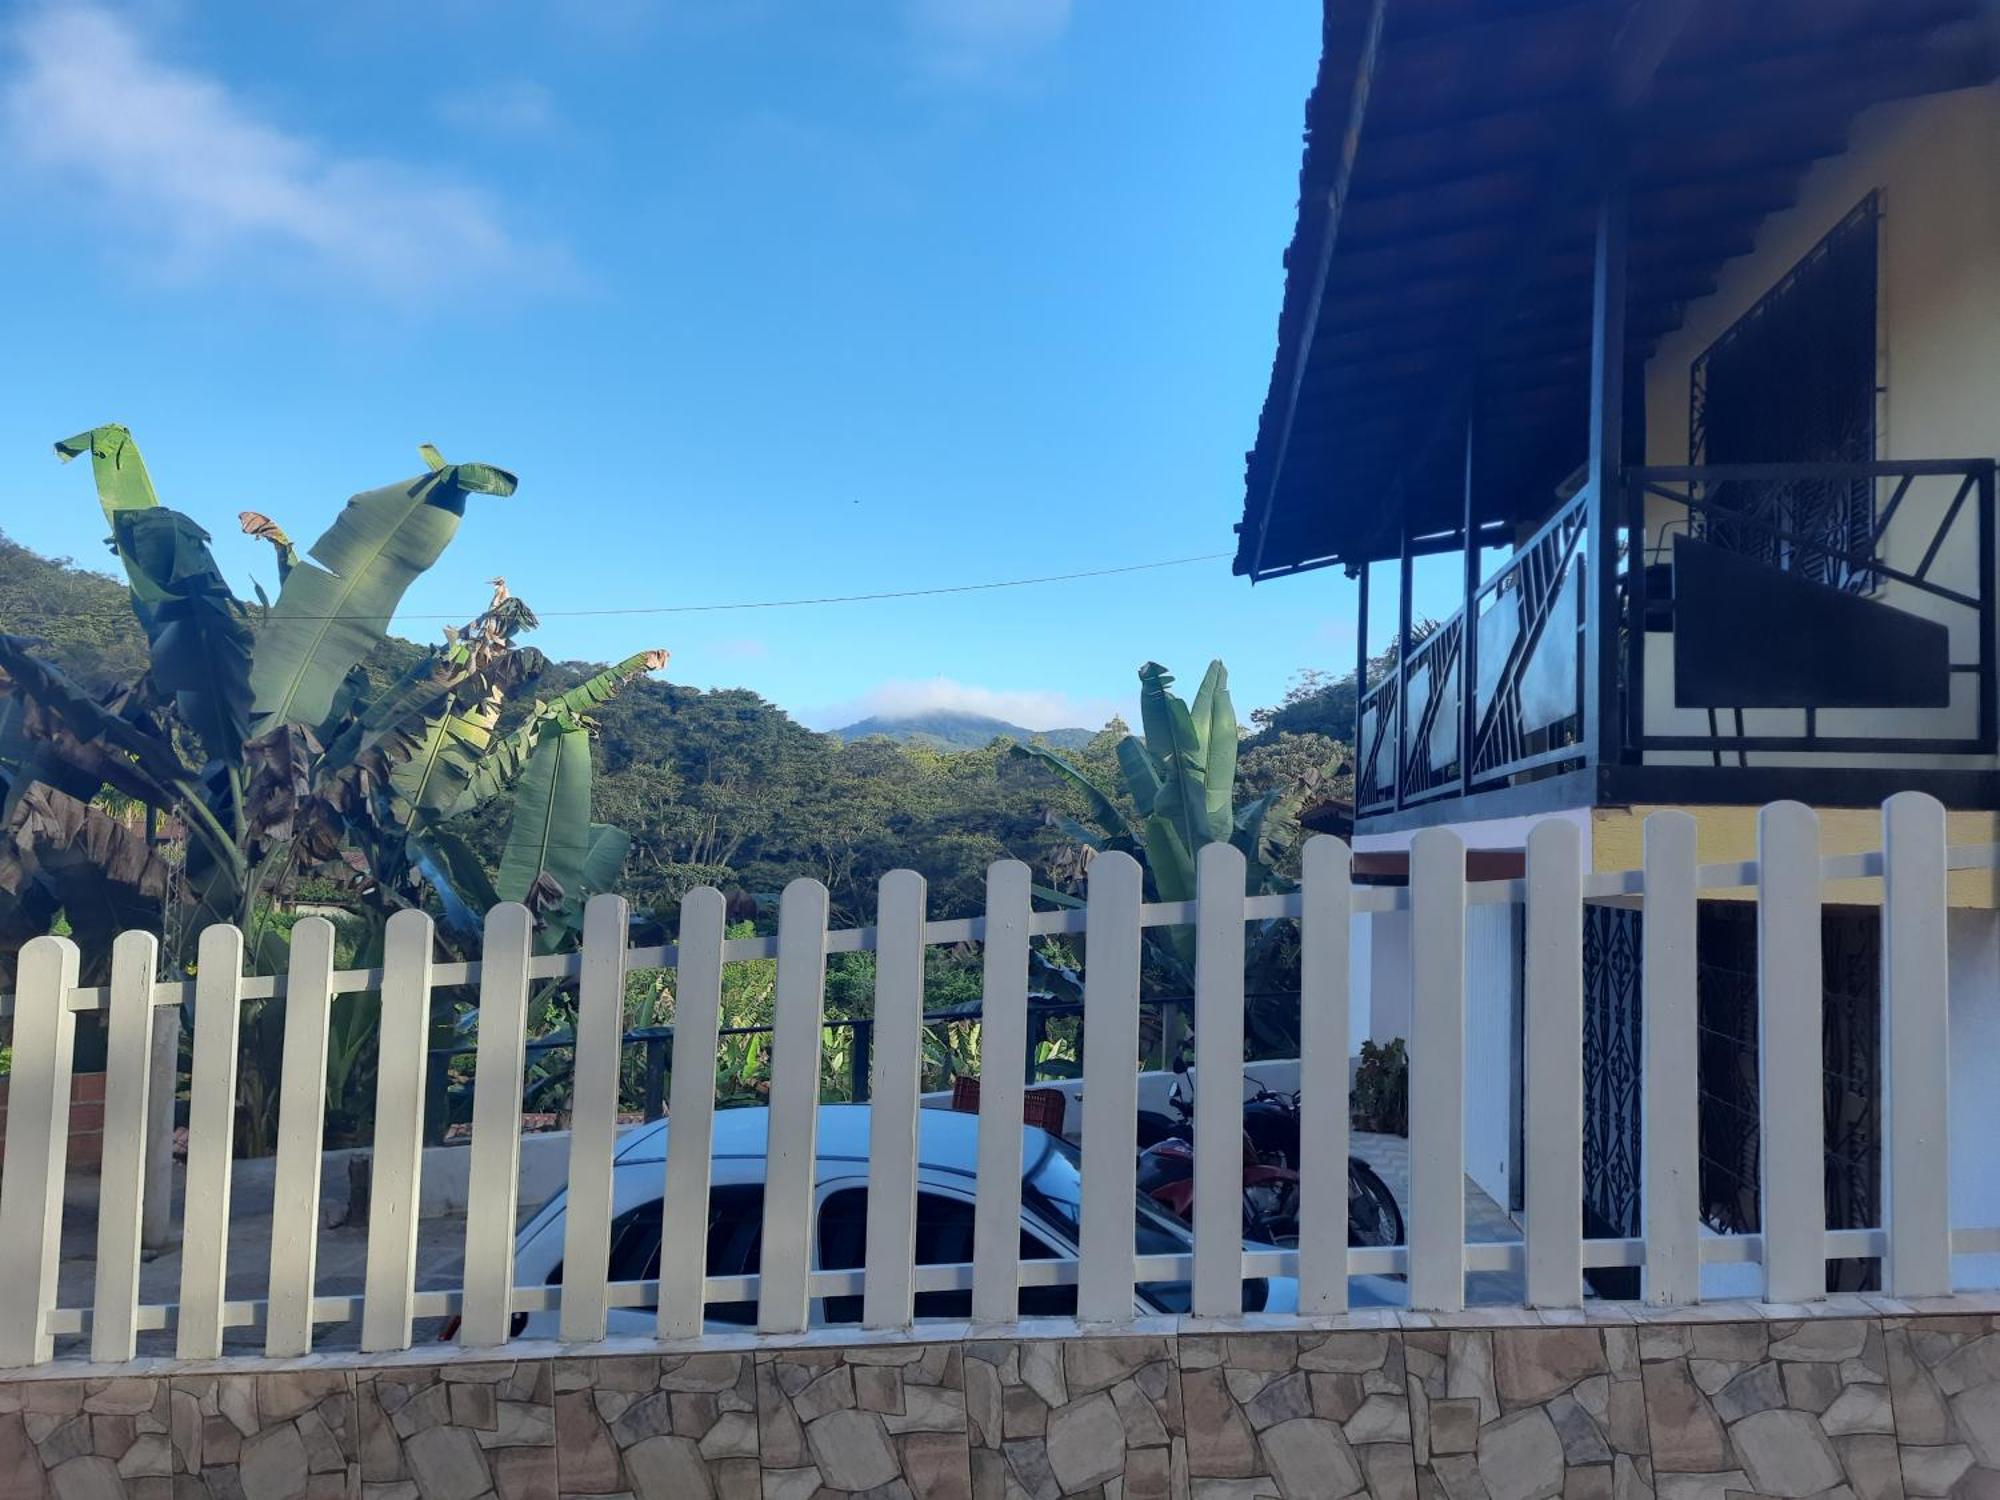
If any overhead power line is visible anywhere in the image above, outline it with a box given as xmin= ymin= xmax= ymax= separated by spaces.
xmin=272 ymin=552 xmax=1236 ymax=622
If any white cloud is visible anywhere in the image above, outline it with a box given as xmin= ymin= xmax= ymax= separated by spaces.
xmin=906 ymin=0 xmax=1072 ymax=83
xmin=436 ymin=79 xmax=563 ymax=140
xmin=2 ymin=5 xmax=565 ymax=297
xmin=808 ymin=676 xmax=1122 ymax=732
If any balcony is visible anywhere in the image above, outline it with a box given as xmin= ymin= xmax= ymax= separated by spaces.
xmin=1353 ymin=458 xmax=2000 ymax=829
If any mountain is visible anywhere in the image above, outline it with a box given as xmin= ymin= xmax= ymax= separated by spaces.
xmin=833 ymin=711 xmax=1095 ymax=752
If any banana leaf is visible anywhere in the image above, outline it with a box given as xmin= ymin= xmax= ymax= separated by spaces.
xmin=1137 ymin=662 xmax=1208 ymax=860
xmin=496 ymin=718 xmax=592 ymax=916
xmin=1006 ymin=742 xmax=1132 ymax=843
xmin=578 ymin=822 xmax=631 ymax=896
xmin=0 ymin=635 xmax=192 ymax=795
xmin=411 ymin=825 xmax=502 ymax=940
xmin=1188 ymin=660 xmax=1238 ymax=843
xmin=54 ymin=425 xmax=158 ymax=521
xmin=248 ymin=456 xmax=517 ymax=735
xmin=1113 ymin=735 xmax=1162 ymax=818
xmin=450 ymin=650 xmax=663 ymax=817
xmin=1141 ymin=813 xmax=1196 ymax=903
xmin=385 ymin=693 xmax=503 ymax=827
xmin=111 ymin=509 xmax=253 ymax=764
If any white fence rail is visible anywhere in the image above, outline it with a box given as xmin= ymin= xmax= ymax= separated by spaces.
xmin=0 ymin=793 xmax=1994 ymax=1369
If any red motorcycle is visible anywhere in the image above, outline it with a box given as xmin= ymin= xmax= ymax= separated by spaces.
xmin=1136 ymin=1129 xmax=1302 ymax=1245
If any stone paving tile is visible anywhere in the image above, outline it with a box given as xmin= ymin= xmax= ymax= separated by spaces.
xmin=1882 ymin=1313 xmax=2000 ymax=1499
xmin=359 ymin=1362 xmax=554 ymax=1500
xmin=756 ymin=1342 xmax=970 ymax=1500
xmin=0 ymin=1374 xmax=175 ymax=1500
xmin=1636 ymin=1317 xmax=1901 ymax=1500
xmin=1405 ymin=1325 xmax=1651 ymax=1500
xmin=168 ymin=1369 xmax=358 ymax=1500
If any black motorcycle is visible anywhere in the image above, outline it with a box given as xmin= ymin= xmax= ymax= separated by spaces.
xmin=1135 ymin=1051 xmax=1404 ymax=1251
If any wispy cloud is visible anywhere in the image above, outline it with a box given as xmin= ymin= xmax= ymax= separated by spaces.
xmin=436 ymin=79 xmax=564 ymax=141
xmin=2 ymin=5 xmax=567 ymax=297
xmin=808 ymin=676 xmax=1121 ymax=732
xmin=905 ymin=0 xmax=1072 ymax=84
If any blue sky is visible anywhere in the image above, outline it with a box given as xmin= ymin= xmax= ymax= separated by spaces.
xmin=0 ymin=0 xmax=1391 ymax=732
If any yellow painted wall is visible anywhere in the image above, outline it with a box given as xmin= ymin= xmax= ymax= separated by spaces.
xmin=1589 ymin=804 xmax=2000 ymax=907
xmin=1635 ymin=83 xmax=2000 ymax=769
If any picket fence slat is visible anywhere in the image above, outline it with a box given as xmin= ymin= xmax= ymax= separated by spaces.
xmin=971 ymin=860 xmax=1032 ymax=1323
xmin=1297 ymin=835 xmax=1352 ymax=1313
xmin=362 ymin=910 xmax=436 ymax=1351
xmin=0 ymin=935 xmax=79 ymax=1368
xmin=178 ymin=924 xmax=245 ymax=1359
xmin=1642 ymin=811 xmax=1701 ymax=1306
xmin=561 ymin=894 xmax=631 ymax=1343
xmin=864 ymin=869 xmax=927 ymax=1328
xmin=1079 ymin=850 xmax=1143 ymax=1323
xmin=1408 ymin=827 xmax=1466 ymax=1312
xmin=461 ymin=904 xmax=536 ymax=1347
xmin=267 ymin=917 xmax=338 ymax=1356
xmin=659 ymin=888 xmax=727 ymax=1339
xmin=760 ymin=878 xmax=830 ymax=1335
xmin=1883 ymin=792 xmax=1952 ymax=1297
xmin=1759 ymin=801 xmax=1826 ymax=1304
xmin=9 ymin=797 xmax=2000 ymax=1371
xmin=1524 ymin=819 xmax=1584 ymax=1307
xmin=93 ymin=930 xmax=159 ymax=1363
xmin=1193 ymin=842 xmax=1248 ymax=1318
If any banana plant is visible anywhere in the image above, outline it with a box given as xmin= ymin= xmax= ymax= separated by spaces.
xmin=0 ymin=425 xmax=665 ymax=991
xmin=1011 ymin=659 xmax=1311 ymax=1054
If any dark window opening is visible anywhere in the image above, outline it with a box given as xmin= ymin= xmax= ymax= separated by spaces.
xmin=1690 ymin=193 xmax=1881 ymax=592
xmin=545 ymin=1183 xmax=764 ymax=1326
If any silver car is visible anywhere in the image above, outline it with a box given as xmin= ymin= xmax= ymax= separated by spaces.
xmin=512 ymin=1104 xmax=1399 ymax=1334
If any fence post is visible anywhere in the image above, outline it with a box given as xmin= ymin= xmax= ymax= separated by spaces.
xmin=142 ymin=998 xmax=177 ymax=1253
xmin=1642 ymin=810 xmax=1700 ymax=1306
xmin=660 ymin=888 xmax=727 ymax=1339
xmin=461 ymin=904 xmax=536 ymax=1347
xmin=362 ymin=909 xmax=436 ymax=1352
xmin=1408 ymin=827 xmax=1467 ymax=1311
xmin=1523 ymin=819 xmax=1584 ymax=1307
xmin=864 ymin=870 xmax=927 ymax=1328
xmin=0 ymin=935 xmax=80 ymax=1368
xmin=1759 ymin=800 xmax=1825 ymax=1303
xmin=560 ymin=894 xmax=631 ymax=1344
xmin=1298 ymin=835 xmax=1352 ymax=1314
xmin=1078 ymin=851 xmax=1143 ymax=1323
xmin=93 ymin=929 xmax=159 ymax=1363
xmin=760 ymin=879 xmax=830 ymax=1334
xmin=179 ymin=924 xmax=246 ymax=1359
xmin=1192 ymin=842 xmax=1248 ymax=1318
xmin=267 ymin=917 xmax=338 ymax=1356
xmin=1882 ymin=792 xmax=1951 ymax=1296
xmin=973 ymin=861 xmax=1032 ymax=1323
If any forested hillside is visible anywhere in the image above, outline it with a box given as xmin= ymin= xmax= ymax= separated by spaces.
xmin=0 ymin=531 xmax=1353 ymax=929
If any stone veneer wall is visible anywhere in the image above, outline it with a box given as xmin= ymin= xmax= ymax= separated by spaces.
xmin=1 ymin=1300 xmax=1998 ymax=1500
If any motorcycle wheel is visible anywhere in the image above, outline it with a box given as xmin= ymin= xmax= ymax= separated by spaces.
xmin=1347 ymin=1158 xmax=1404 ymax=1248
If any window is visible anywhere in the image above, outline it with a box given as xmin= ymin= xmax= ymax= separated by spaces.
xmin=543 ymin=1184 xmax=764 ymax=1326
xmin=815 ymin=1187 xmax=1072 ymax=1321
xmin=1690 ymin=193 xmax=1880 ymax=591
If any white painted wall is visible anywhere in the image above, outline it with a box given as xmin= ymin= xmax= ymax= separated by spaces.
xmin=1948 ymin=909 xmax=2000 ymax=1289
xmin=1463 ymin=902 xmax=1521 ymax=1212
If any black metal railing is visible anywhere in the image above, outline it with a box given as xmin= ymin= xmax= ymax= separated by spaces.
xmin=1352 ymin=457 xmax=1997 ymax=823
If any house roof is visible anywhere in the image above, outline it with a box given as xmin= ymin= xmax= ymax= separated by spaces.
xmin=1234 ymin=0 xmax=1999 ymax=580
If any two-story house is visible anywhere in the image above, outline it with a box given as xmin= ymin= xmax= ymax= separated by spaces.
xmin=1234 ymin=0 xmax=2000 ymax=1290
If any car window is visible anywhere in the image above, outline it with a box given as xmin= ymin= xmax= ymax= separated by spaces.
xmin=816 ymin=1187 xmax=1067 ymax=1321
xmin=544 ymin=1184 xmax=763 ymax=1326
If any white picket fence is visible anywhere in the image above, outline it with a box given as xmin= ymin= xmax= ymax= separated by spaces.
xmin=0 ymin=793 xmax=1994 ymax=1371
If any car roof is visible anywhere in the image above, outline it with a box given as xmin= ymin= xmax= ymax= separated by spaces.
xmin=612 ymin=1103 xmax=1068 ymax=1185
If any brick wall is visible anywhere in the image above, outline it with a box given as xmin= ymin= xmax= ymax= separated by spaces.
xmin=0 ymin=1069 xmax=106 ymax=1172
